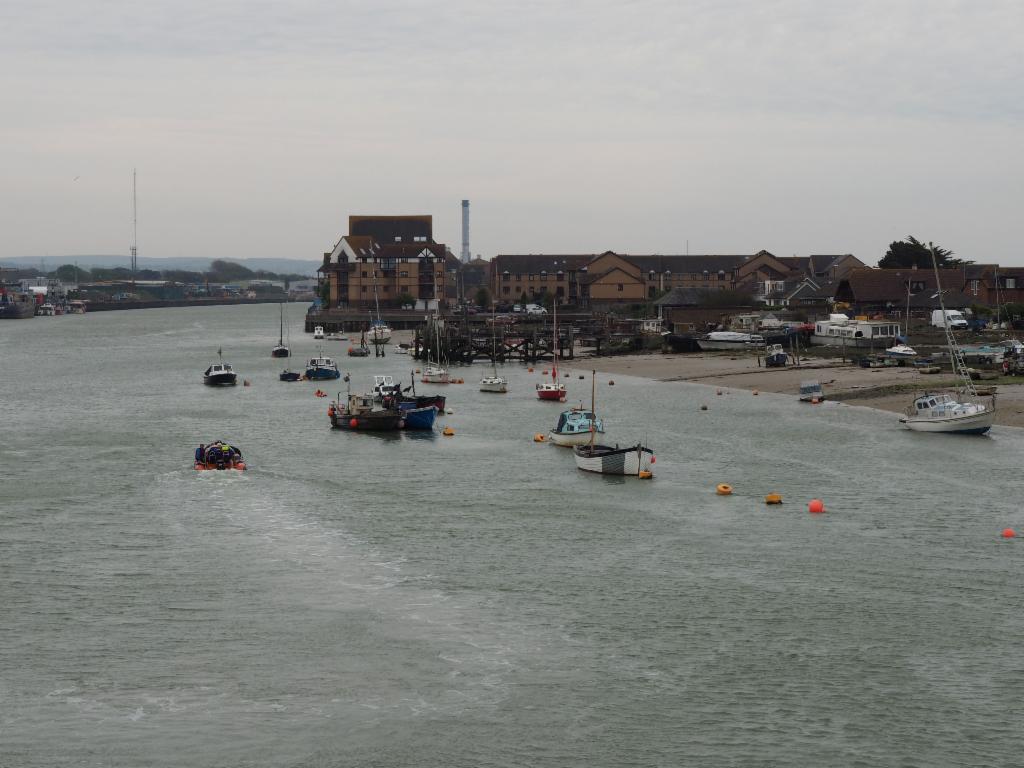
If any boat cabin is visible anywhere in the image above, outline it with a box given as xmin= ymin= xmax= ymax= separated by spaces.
xmin=205 ymin=363 xmax=233 ymax=375
xmin=554 ymin=409 xmax=602 ymax=434
xmin=812 ymin=315 xmax=901 ymax=347
xmin=306 ymin=356 xmax=337 ymax=368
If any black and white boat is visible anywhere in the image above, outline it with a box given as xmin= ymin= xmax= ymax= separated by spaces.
xmin=204 ymin=351 xmax=238 ymax=386
xmin=573 ymin=443 xmax=655 ymax=476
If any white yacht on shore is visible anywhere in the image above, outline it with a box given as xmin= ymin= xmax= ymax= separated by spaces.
xmin=696 ymin=331 xmax=765 ymax=351
xmin=811 ymin=314 xmax=901 ymax=348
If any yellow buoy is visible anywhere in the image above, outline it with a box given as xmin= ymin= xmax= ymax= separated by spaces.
xmin=765 ymin=493 xmax=783 ymax=505
xmin=442 ymin=427 xmax=455 ymax=436
xmin=716 ymin=483 xmax=733 ymax=496
xmin=534 ymin=433 xmax=547 ymax=442
xmin=638 ymin=470 xmax=653 ymax=479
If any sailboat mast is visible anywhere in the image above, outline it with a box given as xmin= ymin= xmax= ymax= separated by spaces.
xmin=551 ymin=301 xmax=558 ymax=381
xmin=130 ymin=168 xmax=137 ymax=289
xmin=929 ymin=246 xmax=977 ymax=397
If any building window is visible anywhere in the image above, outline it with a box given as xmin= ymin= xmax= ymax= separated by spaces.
xmin=515 ymin=273 xmax=522 ymax=281
xmin=361 ymin=286 xmax=367 ymax=293
xmin=503 ymin=286 xmax=510 ymax=295
xmin=361 ymin=271 xmax=367 ymax=278
xmin=400 ymin=271 xmax=408 ymax=278
xmin=617 ymin=284 xmax=624 ymax=292
xmin=910 ymin=280 xmax=925 ymax=292
xmin=1004 ymin=277 xmax=1018 ymax=289
xmin=529 ymin=274 xmax=535 ymax=281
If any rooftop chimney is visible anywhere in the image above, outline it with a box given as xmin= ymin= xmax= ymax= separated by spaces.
xmin=461 ymin=200 xmax=470 ymax=263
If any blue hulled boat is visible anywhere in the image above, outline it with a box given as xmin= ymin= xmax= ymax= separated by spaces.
xmin=305 ymin=354 xmax=341 ymax=380
xmin=399 ymin=403 xmax=437 ymax=430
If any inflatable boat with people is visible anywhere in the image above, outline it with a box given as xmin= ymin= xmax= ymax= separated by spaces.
xmin=194 ymin=441 xmax=247 ymax=471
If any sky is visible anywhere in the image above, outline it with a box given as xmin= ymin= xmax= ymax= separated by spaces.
xmin=2 ymin=0 xmax=1023 ymax=266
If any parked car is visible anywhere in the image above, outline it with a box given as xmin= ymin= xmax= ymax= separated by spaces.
xmin=512 ymin=304 xmax=523 ymax=313
xmin=525 ymin=304 xmax=547 ymax=315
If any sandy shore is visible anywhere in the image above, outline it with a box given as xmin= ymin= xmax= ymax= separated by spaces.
xmin=577 ymin=350 xmax=1024 ymax=428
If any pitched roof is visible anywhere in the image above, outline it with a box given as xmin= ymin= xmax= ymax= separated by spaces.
xmin=837 ymin=267 xmax=969 ymax=303
xmin=654 ymin=287 xmax=705 ymax=306
xmin=492 ymin=254 xmax=596 ymax=273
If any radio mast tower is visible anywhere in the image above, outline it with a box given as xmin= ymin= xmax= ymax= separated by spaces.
xmin=460 ymin=199 xmax=470 ymax=263
xmin=130 ymin=169 xmax=138 ymax=288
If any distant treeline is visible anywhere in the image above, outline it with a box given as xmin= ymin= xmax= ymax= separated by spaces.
xmin=32 ymin=259 xmax=310 ymax=287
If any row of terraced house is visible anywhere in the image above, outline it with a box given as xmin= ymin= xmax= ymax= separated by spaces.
xmin=316 ymin=214 xmax=1024 ymax=317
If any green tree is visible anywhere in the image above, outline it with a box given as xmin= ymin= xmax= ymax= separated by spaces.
xmin=474 ymin=287 xmax=490 ymax=307
xmin=208 ymin=260 xmax=255 ymax=282
xmin=877 ymin=236 xmax=969 ymax=269
xmin=52 ymin=264 xmax=91 ymax=282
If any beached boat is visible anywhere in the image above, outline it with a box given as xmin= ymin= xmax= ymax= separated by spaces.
xmin=884 ymin=343 xmax=917 ymax=359
xmin=272 ymin=303 xmax=290 ymax=358
xmin=764 ymin=343 xmax=788 ymax=367
xmin=328 ymin=391 xmax=404 ymax=431
xmin=900 ymin=247 xmax=995 ymax=435
xmin=305 ymin=353 xmax=341 ymax=380
xmin=574 ymin=443 xmax=655 ymax=476
xmin=799 ymin=379 xmax=824 ymax=402
xmin=811 ymin=315 xmax=902 ymax=348
xmin=536 ymin=304 xmax=567 ymax=401
xmin=697 ymin=331 xmax=766 ymax=351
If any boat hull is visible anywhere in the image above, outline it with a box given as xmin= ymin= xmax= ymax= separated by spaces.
xmin=0 ymin=300 xmax=37 ymax=319
xmin=401 ymin=395 xmax=446 ymax=412
xmin=204 ymin=373 xmax=237 ymax=386
xmin=900 ymin=408 xmax=994 ymax=434
xmin=194 ymin=462 xmax=247 ymax=471
xmin=549 ymin=430 xmax=603 ymax=447
xmin=480 ymin=377 xmax=508 ymax=393
xmin=330 ymin=411 xmax=404 ymax=431
xmin=574 ymin=444 xmax=655 ymax=475
xmin=279 ymin=371 xmax=302 ymax=381
xmin=271 ymin=346 xmax=290 ymax=358
xmin=306 ymin=368 xmax=341 ymax=380
xmin=400 ymin=405 xmax=437 ymax=430
xmin=536 ymin=385 xmax=566 ymax=401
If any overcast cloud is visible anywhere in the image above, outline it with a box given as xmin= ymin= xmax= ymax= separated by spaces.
xmin=2 ymin=0 xmax=1022 ymax=265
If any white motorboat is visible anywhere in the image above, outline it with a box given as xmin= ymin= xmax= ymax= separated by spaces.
xmin=371 ymin=374 xmax=401 ymax=401
xmin=884 ymin=343 xmax=918 ymax=359
xmin=900 ymin=393 xmax=994 ymax=434
xmin=900 ymin=246 xmax=995 ymax=435
xmin=325 ymin=332 xmax=348 ymax=341
xmin=313 ymin=325 xmax=325 ymax=339
xmin=480 ymin=373 xmax=508 ymax=393
xmin=421 ymin=364 xmax=450 ymax=384
xmin=549 ymin=408 xmax=603 ymax=446
xmin=697 ymin=331 xmax=766 ymax=351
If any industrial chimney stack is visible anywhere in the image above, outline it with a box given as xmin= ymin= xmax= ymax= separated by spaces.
xmin=460 ymin=199 xmax=470 ymax=263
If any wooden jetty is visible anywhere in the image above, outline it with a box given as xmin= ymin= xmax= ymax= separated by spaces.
xmin=414 ymin=315 xmax=586 ymax=363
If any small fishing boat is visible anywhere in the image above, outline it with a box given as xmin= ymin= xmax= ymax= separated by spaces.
xmin=799 ymin=379 xmax=824 ymax=402
xmin=328 ymin=390 xmax=404 ymax=431
xmin=348 ymin=331 xmax=371 ymax=357
xmin=305 ymin=353 xmax=341 ymax=380
xmin=480 ymin=306 xmax=509 ymax=392
xmin=271 ymin=303 xmax=290 ymax=358
xmin=573 ymin=443 xmax=655 ymax=476
xmin=401 ymin=375 xmax=446 ymax=412
xmin=422 ymin=364 xmax=450 ymax=384
xmin=204 ymin=349 xmax=237 ymax=386
xmin=313 ymin=325 xmax=325 ymax=339
xmin=369 ymin=321 xmax=392 ymax=345
xmin=194 ymin=441 xmax=246 ymax=470
xmin=279 ymin=370 xmax=302 ymax=382
xmin=372 ymin=374 xmax=401 ymax=401
xmin=399 ymin=403 xmax=437 ymax=430
xmin=549 ymin=408 xmax=604 ymax=446
xmin=764 ymin=343 xmax=788 ymax=367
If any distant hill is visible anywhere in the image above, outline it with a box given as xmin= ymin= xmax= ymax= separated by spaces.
xmin=0 ymin=255 xmax=321 ymax=276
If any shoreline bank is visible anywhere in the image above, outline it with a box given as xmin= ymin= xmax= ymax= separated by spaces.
xmin=575 ymin=350 xmax=1024 ymax=428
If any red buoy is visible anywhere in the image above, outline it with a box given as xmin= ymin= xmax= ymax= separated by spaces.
xmin=1002 ymin=528 xmax=1016 ymax=539
xmin=349 ymin=418 xmax=358 ymax=428
xmin=808 ymin=499 xmax=825 ymax=514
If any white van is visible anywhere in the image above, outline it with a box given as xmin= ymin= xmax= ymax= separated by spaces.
xmin=931 ymin=309 xmax=968 ymax=329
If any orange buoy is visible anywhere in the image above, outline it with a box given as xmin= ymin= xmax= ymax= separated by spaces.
xmin=638 ymin=470 xmax=653 ymax=479
xmin=327 ymin=406 xmax=335 ymax=417
xmin=811 ymin=397 xmax=820 ymax=404
xmin=534 ymin=433 xmax=546 ymax=442
xmin=528 ymin=367 xmax=534 ymax=373
xmin=348 ymin=347 xmax=354 ymax=353
xmin=716 ymin=483 xmax=732 ymax=496
xmin=349 ymin=418 xmax=358 ymax=428
xmin=443 ymin=426 xmax=455 ymax=436
xmin=808 ymin=499 xmax=825 ymax=514
xmin=1002 ymin=528 xmax=1016 ymax=538
xmin=765 ymin=493 xmax=783 ymax=505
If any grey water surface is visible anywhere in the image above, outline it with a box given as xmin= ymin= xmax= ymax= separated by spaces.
xmin=2 ymin=304 xmax=1022 ymax=767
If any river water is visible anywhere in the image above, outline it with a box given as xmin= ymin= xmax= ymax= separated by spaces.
xmin=2 ymin=304 xmax=1022 ymax=767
